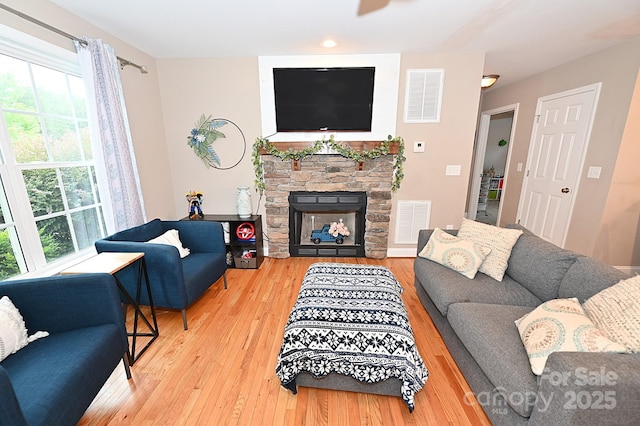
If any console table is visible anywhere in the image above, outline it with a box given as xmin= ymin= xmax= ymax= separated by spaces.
xmin=60 ymin=252 xmax=159 ymax=364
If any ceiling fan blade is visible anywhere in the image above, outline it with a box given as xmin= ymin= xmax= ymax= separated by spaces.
xmin=358 ymin=0 xmax=391 ymax=16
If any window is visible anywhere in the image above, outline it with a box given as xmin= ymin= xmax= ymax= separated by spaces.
xmin=0 ymin=28 xmax=107 ymax=279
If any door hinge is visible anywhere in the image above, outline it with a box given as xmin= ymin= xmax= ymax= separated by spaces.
xmin=535 ymin=115 xmax=540 ymax=124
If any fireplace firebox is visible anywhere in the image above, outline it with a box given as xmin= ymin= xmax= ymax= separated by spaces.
xmin=289 ymin=191 xmax=366 ymax=257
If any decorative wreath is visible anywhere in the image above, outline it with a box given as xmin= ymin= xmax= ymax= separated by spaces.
xmin=187 ymin=115 xmax=246 ymax=170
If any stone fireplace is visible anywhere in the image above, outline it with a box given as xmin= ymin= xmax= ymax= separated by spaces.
xmin=260 ymin=141 xmax=398 ymax=259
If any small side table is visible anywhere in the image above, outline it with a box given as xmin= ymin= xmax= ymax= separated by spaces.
xmin=61 ymin=252 xmax=159 ymax=365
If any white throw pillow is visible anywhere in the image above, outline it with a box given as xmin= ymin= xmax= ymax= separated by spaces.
xmin=419 ymin=228 xmax=492 ymax=279
xmin=147 ymin=229 xmax=190 ymax=258
xmin=0 ymin=296 xmax=49 ymax=362
xmin=583 ymin=274 xmax=640 ymax=353
xmin=457 ymin=218 xmax=522 ymax=281
xmin=515 ymin=298 xmax=626 ymax=375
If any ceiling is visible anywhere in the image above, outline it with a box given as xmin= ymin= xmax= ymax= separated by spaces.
xmin=49 ymin=0 xmax=640 ymax=87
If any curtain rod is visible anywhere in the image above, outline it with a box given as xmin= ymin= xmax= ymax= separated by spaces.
xmin=0 ymin=3 xmax=148 ymax=74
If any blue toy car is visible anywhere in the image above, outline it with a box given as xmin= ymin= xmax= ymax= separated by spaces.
xmin=311 ymin=224 xmax=345 ymax=244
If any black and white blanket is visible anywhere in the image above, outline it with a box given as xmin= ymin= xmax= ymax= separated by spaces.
xmin=275 ymin=263 xmax=429 ymax=411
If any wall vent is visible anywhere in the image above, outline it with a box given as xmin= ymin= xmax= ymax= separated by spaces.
xmin=394 ymin=201 xmax=431 ymax=244
xmin=403 ymin=69 xmax=444 ymax=123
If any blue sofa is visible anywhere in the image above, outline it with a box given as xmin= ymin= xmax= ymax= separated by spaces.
xmin=0 ymin=273 xmax=130 ymax=426
xmin=95 ymin=219 xmax=228 ymax=329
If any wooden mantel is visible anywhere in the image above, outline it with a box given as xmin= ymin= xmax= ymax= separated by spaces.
xmin=258 ymin=140 xmax=400 ymax=155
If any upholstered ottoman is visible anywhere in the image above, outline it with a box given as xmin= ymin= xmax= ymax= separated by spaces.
xmin=275 ymin=262 xmax=428 ymax=411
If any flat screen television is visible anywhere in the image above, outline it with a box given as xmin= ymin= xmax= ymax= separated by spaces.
xmin=273 ymin=67 xmax=375 ymax=132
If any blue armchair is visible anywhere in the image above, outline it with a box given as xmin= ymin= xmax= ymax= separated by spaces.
xmin=95 ymin=218 xmax=228 ymax=329
xmin=0 ymin=273 xmax=129 ymax=426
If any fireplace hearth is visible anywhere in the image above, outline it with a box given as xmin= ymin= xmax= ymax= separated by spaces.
xmin=289 ymin=191 xmax=366 ymax=257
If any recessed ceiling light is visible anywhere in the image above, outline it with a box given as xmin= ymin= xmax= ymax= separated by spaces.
xmin=322 ymin=39 xmax=338 ymax=48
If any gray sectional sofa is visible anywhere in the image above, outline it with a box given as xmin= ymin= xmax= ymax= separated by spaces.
xmin=414 ymin=225 xmax=640 ymax=425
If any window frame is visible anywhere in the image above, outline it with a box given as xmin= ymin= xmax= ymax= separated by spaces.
xmin=0 ymin=23 xmax=111 ymax=278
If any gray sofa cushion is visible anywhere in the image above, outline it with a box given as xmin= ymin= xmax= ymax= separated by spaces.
xmin=505 ymin=224 xmax=580 ymax=302
xmin=414 ymin=257 xmax=541 ymax=317
xmin=559 ymin=256 xmax=627 ymax=302
xmin=447 ymin=303 xmax=538 ymax=418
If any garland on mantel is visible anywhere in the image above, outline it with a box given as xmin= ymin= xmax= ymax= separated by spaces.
xmin=252 ymin=135 xmax=405 ymax=195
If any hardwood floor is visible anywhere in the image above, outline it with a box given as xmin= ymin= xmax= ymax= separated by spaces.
xmin=79 ymin=257 xmax=491 ymax=425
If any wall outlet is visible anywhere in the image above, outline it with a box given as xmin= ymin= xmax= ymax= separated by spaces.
xmin=445 ymin=165 xmax=461 ymax=176
xmin=413 ymin=141 xmax=425 ymax=153
xmin=446 ymin=225 xmax=454 ymax=230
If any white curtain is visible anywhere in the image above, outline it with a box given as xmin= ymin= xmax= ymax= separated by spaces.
xmin=75 ymin=37 xmax=146 ymax=232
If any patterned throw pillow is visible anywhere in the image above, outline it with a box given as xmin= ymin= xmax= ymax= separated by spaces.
xmin=419 ymin=228 xmax=492 ymax=279
xmin=583 ymin=274 xmax=640 ymax=353
xmin=515 ymin=298 xmax=627 ymax=375
xmin=457 ymin=218 xmax=523 ymax=281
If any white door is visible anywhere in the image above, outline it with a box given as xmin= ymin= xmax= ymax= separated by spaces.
xmin=517 ymin=84 xmax=600 ymax=246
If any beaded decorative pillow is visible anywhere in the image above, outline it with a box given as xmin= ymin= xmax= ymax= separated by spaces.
xmin=419 ymin=228 xmax=492 ymax=279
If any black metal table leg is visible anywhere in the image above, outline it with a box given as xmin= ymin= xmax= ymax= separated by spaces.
xmin=114 ymin=256 xmax=159 ymax=365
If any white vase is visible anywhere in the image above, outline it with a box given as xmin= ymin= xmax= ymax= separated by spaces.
xmin=236 ymin=187 xmax=252 ymax=218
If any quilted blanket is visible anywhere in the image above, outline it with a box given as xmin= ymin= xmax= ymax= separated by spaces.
xmin=275 ymin=263 xmax=429 ymax=411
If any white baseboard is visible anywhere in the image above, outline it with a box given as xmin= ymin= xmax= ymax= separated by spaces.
xmin=386 ymin=248 xmax=417 ymax=257
xmin=614 ymin=266 xmax=640 ymax=277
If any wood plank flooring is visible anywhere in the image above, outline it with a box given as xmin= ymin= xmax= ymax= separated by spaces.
xmin=78 ymin=257 xmax=491 ymax=425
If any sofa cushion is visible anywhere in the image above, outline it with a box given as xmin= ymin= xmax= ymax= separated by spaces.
xmin=109 ymin=218 xmax=164 ymax=242
xmin=414 ymin=257 xmax=541 ymax=317
xmin=418 ymin=228 xmax=492 ymax=279
xmin=181 ymin=253 xmax=228 ymax=303
xmin=583 ymin=274 xmax=640 ymax=353
xmin=505 ymin=225 xmax=580 ymax=301
xmin=515 ymin=298 xmax=626 ymax=375
xmin=457 ymin=218 xmax=523 ymax=281
xmin=447 ymin=303 xmax=538 ymax=418
xmin=558 ymin=256 xmax=627 ymax=302
xmin=1 ymin=325 xmax=123 ymax=426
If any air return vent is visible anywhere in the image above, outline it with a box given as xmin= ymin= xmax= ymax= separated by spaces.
xmin=394 ymin=201 xmax=431 ymax=244
xmin=403 ymin=69 xmax=444 ymax=123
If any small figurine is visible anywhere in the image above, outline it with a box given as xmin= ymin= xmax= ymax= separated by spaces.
xmin=186 ymin=191 xmax=204 ymax=220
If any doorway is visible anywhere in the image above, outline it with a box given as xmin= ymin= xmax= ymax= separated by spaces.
xmin=467 ymin=104 xmax=518 ymax=225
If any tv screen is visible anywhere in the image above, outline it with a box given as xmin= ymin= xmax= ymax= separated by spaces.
xmin=273 ymin=67 xmax=375 ymax=132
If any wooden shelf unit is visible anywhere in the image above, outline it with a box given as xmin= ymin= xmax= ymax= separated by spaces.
xmin=184 ymin=214 xmax=264 ymax=269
